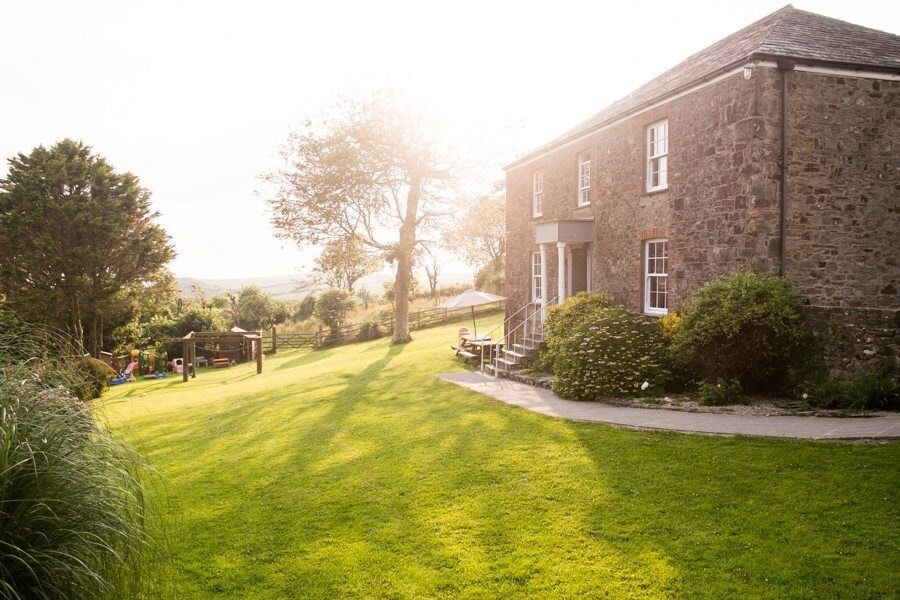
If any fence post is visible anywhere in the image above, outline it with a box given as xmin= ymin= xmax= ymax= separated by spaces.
xmin=271 ymin=326 xmax=277 ymax=354
xmin=182 ymin=337 xmax=190 ymax=383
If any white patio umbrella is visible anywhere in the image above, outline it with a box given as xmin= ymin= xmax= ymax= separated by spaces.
xmin=437 ymin=289 xmax=506 ymax=337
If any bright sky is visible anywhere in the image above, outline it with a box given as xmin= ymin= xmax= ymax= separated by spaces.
xmin=1 ymin=0 xmax=896 ymax=279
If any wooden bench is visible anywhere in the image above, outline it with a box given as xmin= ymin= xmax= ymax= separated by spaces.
xmin=213 ymin=358 xmax=231 ymax=368
xmin=451 ymin=345 xmax=479 ymax=364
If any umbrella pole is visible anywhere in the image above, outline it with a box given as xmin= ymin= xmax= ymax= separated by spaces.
xmin=471 ymin=306 xmax=477 ymax=337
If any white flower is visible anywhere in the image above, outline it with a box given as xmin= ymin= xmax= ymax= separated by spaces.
xmin=640 ymin=381 xmax=650 ymax=391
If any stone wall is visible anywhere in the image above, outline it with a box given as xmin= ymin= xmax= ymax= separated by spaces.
xmin=506 ymin=66 xmax=898 ymax=376
xmin=804 ymin=306 xmax=898 ymax=377
xmin=785 ymin=71 xmax=899 ymax=375
xmin=506 ymin=67 xmax=783 ymax=317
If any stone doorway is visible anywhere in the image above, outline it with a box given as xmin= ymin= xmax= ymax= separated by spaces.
xmin=568 ymin=244 xmax=591 ymax=295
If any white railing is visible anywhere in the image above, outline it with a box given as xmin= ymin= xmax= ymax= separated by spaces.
xmin=480 ymin=297 xmax=558 ymax=375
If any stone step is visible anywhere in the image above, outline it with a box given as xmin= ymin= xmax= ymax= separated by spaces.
xmin=513 ymin=342 xmax=540 ymax=354
xmin=503 ymin=348 xmax=527 ymax=361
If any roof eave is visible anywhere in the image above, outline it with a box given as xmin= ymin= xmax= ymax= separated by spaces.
xmin=504 ymin=53 xmax=900 ymax=172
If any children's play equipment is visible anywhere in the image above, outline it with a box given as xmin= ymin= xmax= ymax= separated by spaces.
xmin=175 ymin=329 xmax=263 ymax=383
xmin=109 ymin=361 xmax=138 ymax=385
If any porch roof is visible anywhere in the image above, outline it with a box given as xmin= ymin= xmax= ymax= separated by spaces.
xmin=534 ymin=219 xmax=595 ymax=244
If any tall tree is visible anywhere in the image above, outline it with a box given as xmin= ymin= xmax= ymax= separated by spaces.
xmin=235 ymin=285 xmax=292 ymax=330
xmin=444 ymin=192 xmax=506 ymax=276
xmin=313 ymin=237 xmax=381 ymax=293
xmin=266 ymin=93 xmax=457 ymax=344
xmin=0 ymin=139 xmax=174 ymax=354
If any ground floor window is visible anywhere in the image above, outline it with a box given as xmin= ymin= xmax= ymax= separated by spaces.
xmin=644 ymin=239 xmax=668 ymax=315
xmin=532 ymin=251 xmax=542 ymax=301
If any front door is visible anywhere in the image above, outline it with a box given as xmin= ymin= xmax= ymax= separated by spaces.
xmin=569 ymin=245 xmax=590 ymax=295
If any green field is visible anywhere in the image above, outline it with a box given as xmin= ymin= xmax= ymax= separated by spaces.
xmin=103 ymin=317 xmax=899 ymax=599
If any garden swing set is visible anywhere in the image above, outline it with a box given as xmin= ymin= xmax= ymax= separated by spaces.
xmin=177 ymin=329 xmax=264 ymax=383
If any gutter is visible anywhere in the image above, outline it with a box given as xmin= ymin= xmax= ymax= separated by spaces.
xmin=778 ymin=60 xmax=794 ymax=277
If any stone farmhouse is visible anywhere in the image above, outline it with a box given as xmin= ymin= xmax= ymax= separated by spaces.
xmin=501 ymin=5 xmax=899 ymax=376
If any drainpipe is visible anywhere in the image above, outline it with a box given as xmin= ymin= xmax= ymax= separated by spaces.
xmin=778 ymin=61 xmax=794 ymax=276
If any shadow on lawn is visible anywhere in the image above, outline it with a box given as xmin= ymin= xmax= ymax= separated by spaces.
xmin=125 ymin=337 xmax=896 ymax=597
xmin=274 ymin=348 xmax=333 ymax=372
xmin=568 ymin=422 xmax=900 ymax=597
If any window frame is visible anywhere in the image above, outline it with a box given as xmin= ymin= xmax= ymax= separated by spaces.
xmin=646 ymin=120 xmax=669 ymax=193
xmin=644 ymin=238 xmax=669 ymax=316
xmin=531 ymin=251 xmax=542 ymax=302
xmin=577 ymin=151 xmax=591 ymax=206
xmin=532 ymin=169 xmax=543 ymax=217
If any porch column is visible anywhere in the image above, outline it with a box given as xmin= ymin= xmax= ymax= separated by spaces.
xmin=557 ymin=242 xmax=566 ymax=303
xmin=539 ymin=243 xmax=548 ymax=319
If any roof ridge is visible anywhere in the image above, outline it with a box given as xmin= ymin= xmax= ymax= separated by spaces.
xmin=755 ymin=4 xmax=795 ymax=56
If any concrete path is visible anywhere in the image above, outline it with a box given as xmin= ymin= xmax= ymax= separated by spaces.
xmin=438 ymin=372 xmax=900 ymax=441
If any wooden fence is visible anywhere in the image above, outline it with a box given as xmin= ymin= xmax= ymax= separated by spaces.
xmin=263 ymin=301 xmax=504 ymax=352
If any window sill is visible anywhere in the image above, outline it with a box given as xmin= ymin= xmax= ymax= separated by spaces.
xmin=644 ymin=309 xmax=668 ymax=317
xmin=644 ymin=186 xmax=669 ymax=197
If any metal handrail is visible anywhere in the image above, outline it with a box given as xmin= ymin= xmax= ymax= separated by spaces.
xmin=480 ymin=296 xmax=558 ymax=375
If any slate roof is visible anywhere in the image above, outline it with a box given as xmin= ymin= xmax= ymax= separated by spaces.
xmin=506 ymin=5 xmax=900 ymax=170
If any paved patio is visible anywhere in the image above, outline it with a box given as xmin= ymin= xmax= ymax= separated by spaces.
xmin=438 ymin=372 xmax=900 ymax=440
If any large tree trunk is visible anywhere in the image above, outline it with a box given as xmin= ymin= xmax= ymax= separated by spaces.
xmin=391 ymin=179 xmax=421 ymax=345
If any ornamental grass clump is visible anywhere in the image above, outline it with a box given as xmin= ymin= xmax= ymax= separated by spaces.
xmin=552 ymin=307 xmax=669 ymax=400
xmin=0 ymin=312 xmax=155 ymax=599
xmin=670 ymin=272 xmax=816 ymax=395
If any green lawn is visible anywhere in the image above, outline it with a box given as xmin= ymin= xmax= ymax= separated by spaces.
xmin=102 ymin=317 xmax=899 ymax=599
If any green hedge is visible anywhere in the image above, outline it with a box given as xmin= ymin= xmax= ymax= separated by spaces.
xmin=670 ymin=272 xmax=816 ymax=394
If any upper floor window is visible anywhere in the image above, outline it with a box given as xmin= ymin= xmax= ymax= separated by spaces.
xmin=531 ymin=251 xmax=542 ymax=301
xmin=646 ymin=120 xmax=668 ymax=192
xmin=644 ymin=239 xmax=668 ymax=315
xmin=532 ymin=169 xmax=543 ymax=217
xmin=577 ymin=152 xmax=591 ymax=206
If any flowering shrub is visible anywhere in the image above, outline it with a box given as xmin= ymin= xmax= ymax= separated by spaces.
xmin=552 ymin=307 xmax=669 ymax=400
xmin=540 ymin=292 xmax=616 ymax=373
xmin=658 ymin=312 xmax=683 ymax=340
xmin=670 ymin=272 xmax=815 ymax=394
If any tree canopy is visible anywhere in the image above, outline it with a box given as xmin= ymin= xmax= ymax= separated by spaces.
xmin=313 ymin=237 xmax=381 ymax=293
xmin=445 ymin=192 xmax=506 ymax=294
xmin=266 ymin=93 xmax=458 ymax=344
xmin=235 ymin=285 xmax=292 ymax=330
xmin=0 ymin=139 xmax=174 ymax=354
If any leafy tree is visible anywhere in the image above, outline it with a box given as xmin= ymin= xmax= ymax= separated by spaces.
xmin=314 ymin=237 xmax=381 ymax=293
xmin=155 ymin=305 xmax=226 ymax=341
xmin=208 ymin=293 xmax=239 ymax=327
xmin=445 ymin=192 xmax=505 ymax=288
xmin=108 ymin=268 xmax=179 ymax=354
xmin=294 ymin=295 xmax=317 ymax=322
xmin=267 ymin=92 xmax=458 ymax=344
xmin=313 ymin=289 xmax=355 ymax=339
xmin=383 ymin=278 xmax=420 ymax=303
xmin=356 ymin=288 xmax=372 ymax=311
xmin=235 ymin=286 xmax=291 ymax=330
xmin=0 ymin=139 xmax=174 ymax=354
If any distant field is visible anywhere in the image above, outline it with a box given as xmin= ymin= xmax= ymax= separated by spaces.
xmin=103 ymin=317 xmax=899 ymax=599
